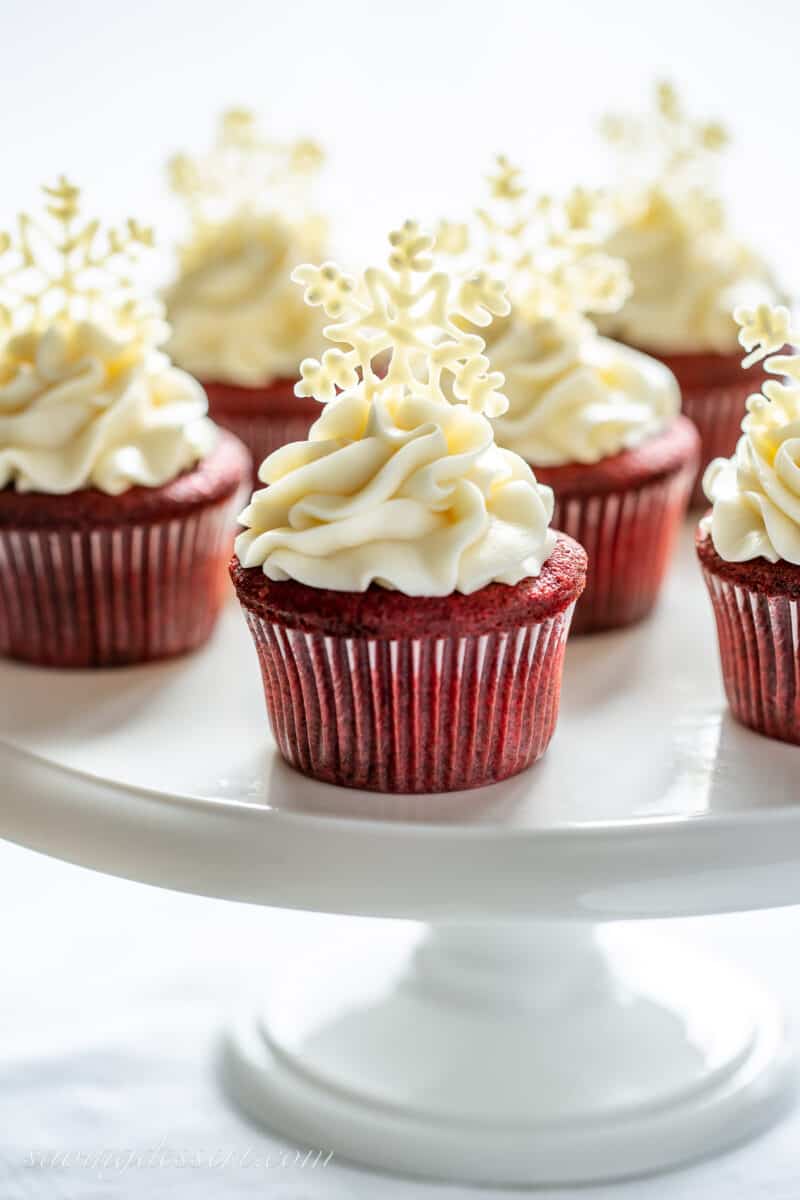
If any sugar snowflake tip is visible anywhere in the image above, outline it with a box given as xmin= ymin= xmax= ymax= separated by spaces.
xmin=600 ymin=79 xmax=728 ymax=179
xmin=0 ymin=176 xmax=157 ymax=336
xmin=291 ymin=220 xmax=511 ymax=417
xmin=735 ymin=304 xmax=797 ymax=370
xmin=168 ymin=107 xmax=324 ymax=223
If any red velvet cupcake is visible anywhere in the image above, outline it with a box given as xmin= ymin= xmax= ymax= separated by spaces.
xmin=231 ymin=222 xmax=587 ymax=792
xmin=232 ymin=535 xmax=585 ymax=792
xmin=0 ymin=431 xmax=249 ymax=668
xmin=697 ymin=304 xmax=800 ymax=744
xmin=165 ymin=110 xmax=328 ymax=476
xmin=0 ymin=178 xmax=249 ymax=669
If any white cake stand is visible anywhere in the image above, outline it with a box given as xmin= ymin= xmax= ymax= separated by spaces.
xmin=1 ymin=525 xmax=800 ymax=1186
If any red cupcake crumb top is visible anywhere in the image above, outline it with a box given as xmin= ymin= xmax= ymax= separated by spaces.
xmin=534 ymin=414 xmax=699 ymax=498
xmin=231 ymin=531 xmax=587 ymax=638
xmin=696 ymin=522 xmax=800 ymax=599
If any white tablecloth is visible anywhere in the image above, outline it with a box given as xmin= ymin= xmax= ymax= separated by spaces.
xmin=0 ymin=837 xmax=799 ymax=1200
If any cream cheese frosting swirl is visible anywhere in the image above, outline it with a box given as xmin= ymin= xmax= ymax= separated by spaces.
xmin=0 ymin=318 xmax=215 ymax=495
xmin=235 ymin=389 xmax=556 ymax=595
xmin=165 ymin=214 xmax=326 ymax=387
xmin=489 ymin=315 xmax=679 ymax=465
xmin=236 ymin=219 xmax=559 ymax=595
xmin=702 ymin=305 xmax=800 ymax=562
xmin=597 ymin=188 xmax=774 ymax=354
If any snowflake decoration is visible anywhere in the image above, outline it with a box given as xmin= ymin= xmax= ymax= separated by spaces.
xmin=438 ymin=157 xmax=630 ymax=327
xmin=730 ymin=305 xmax=800 ymax=439
xmin=168 ymin=107 xmax=324 ymax=226
xmin=0 ymin=177 xmax=156 ymax=336
xmin=291 ymin=220 xmax=511 ymax=416
xmin=600 ymin=79 xmax=728 ymax=184
xmin=734 ymin=302 xmax=796 ymax=367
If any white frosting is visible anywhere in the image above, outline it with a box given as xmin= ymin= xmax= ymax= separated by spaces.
xmin=702 ymin=394 xmax=800 ymax=564
xmin=165 ymin=214 xmax=326 ymax=387
xmin=0 ymin=319 xmax=215 ymax=495
xmin=598 ymin=189 xmax=774 ymax=354
xmin=235 ymin=388 xmax=557 ymax=595
xmin=489 ymin=317 xmax=679 ymax=465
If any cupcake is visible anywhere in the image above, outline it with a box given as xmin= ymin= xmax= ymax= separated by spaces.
xmin=231 ymin=221 xmax=587 ymax=793
xmin=596 ymin=81 xmax=779 ymax=505
xmin=165 ymin=109 xmax=328 ymax=476
xmin=697 ymin=304 xmax=800 ymax=744
xmin=440 ymin=160 xmax=698 ymax=634
xmin=0 ymin=178 xmax=249 ymax=668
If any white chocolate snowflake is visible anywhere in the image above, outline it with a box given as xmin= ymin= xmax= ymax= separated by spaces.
xmin=733 ymin=305 xmax=800 ymax=442
xmin=735 ymin=303 xmax=795 ymax=368
xmin=292 ymin=220 xmax=511 ymax=416
xmin=600 ymin=79 xmax=728 ymax=181
xmin=440 ymin=157 xmax=630 ymax=328
xmin=0 ymin=177 xmax=157 ymax=337
xmin=168 ymin=107 xmax=324 ymax=226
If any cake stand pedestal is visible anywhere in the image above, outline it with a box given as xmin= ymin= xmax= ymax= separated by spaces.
xmin=223 ymin=920 xmax=790 ymax=1185
xmin=1 ymin=528 xmax=799 ymax=1185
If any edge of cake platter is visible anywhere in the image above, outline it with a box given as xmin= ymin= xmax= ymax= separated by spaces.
xmin=3 ymin=525 xmax=800 ymax=922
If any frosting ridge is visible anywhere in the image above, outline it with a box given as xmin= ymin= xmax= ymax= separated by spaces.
xmin=0 ymin=318 xmax=214 ymax=495
xmin=490 ymin=317 xmax=679 ymax=465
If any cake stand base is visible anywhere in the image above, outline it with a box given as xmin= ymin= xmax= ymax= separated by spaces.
xmin=221 ymin=920 xmax=795 ymax=1185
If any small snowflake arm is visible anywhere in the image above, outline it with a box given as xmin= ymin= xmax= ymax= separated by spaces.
xmin=290 ymin=264 xmax=359 ymax=403
xmin=600 ymin=80 xmax=729 ymax=178
xmin=735 ymin=304 xmax=798 ymax=370
xmin=455 ymin=271 xmax=511 ymax=328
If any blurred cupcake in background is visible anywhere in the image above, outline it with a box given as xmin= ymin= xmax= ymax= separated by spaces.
xmin=596 ymin=81 xmax=780 ymax=505
xmin=165 ymin=109 xmax=327 ymax=476
xmin=231 ymin=220 xmax=587 ymax=793
xmin=0 ymin=179 xmax=249 ymax=668
xmin=439 ymin=158 xmax=698 ymax=634
xmin=697 ymin=304 xmax=800 ymax=745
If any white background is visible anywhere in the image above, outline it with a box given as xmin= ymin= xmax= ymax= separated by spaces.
xmin=2 ymin=1 xmax=800 ymax=1197
xmin=2 ymin=0 xmax=799 ymax=284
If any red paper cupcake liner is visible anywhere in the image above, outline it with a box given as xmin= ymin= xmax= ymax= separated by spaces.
xmin=0 ymin=503 xmax=235 ymax=668
xmin=550 ymin=469 xmax=692 ymax=634
xmin=241 ymin=605 xmax=575 ymax=792
xmin=203 ymin=378 xmax=319 ymax=479
xmin=699 ymin=555 xmax=800 ymax=745
xmin=0 ymin=433 xmax=250 ymax=668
